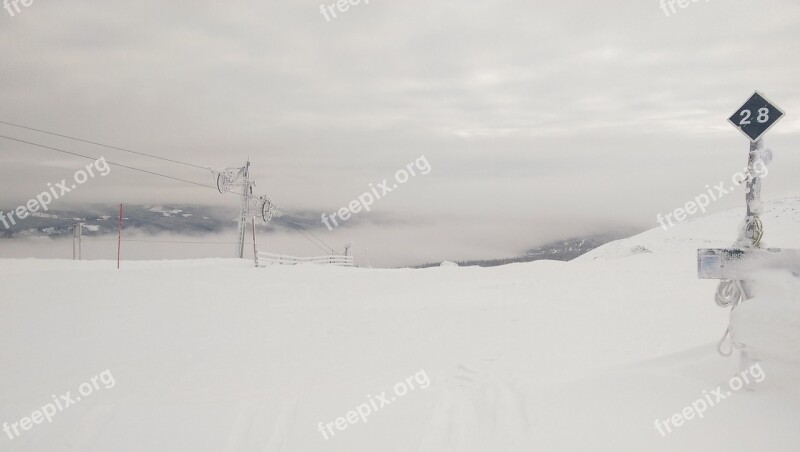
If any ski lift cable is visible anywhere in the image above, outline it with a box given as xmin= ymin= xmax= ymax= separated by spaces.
xmin=281 ymin=218 xmax=335 ymax=254
xmin=0 ymin=134 xmax=221 ymax=190
xmin=0 ymin=130 xmax=340 ymax=254
xmin=0 ymin=123 xmax=247 ymax=198
xmin=0 ymin=121 xmax=250 ymax=197
xmin=0 ymin=120 xmax=209 ymax=170
xmin=89 ymin=238 xmax=253 ymax=245
xmin=303 ymin=230 xmax=336 ymax=254
xmin=300 ymin=229 xmax=335 ymax=254
xmin=279 ymin=217 xmax=334 ymax=254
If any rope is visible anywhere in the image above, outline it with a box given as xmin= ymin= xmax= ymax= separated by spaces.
xmin=714 ymin=201 xmax=765 ymax=356
xmin=742 ymin=216 xmax=764 ymax=247
xmin=715 ymin=280 xmax=744 ymax=308
xmin=717 ymin=326 xmax=734 ymax=357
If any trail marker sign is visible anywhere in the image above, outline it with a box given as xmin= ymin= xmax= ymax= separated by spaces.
xmin=699 ymin=91 xmax=794 ymax=360
xmin=728 ymin=91 xmax=785 ymax=142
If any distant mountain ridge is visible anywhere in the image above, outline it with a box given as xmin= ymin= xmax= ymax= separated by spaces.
xmin=0 ymin=204 xmax=324 ymax=238
xmin=412 ymin=233 xmax=633 ymax=268
xmin=0 ymin=205 xmax=636 ymax=269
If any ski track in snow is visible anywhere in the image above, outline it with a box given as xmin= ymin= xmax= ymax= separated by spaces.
xmin=419 ymin=360 xmax=531 ymax=452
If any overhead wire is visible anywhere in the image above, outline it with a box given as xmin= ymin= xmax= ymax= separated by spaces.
xmin=0 ymin=120 xmax=209 ymax=170
xmin=0 ymin=124 xmax=340 ymax=254
xmin=0 ymin=134 xmax=219 ymax=190
xmin=90 ymin=239 xmax=253 ymax=245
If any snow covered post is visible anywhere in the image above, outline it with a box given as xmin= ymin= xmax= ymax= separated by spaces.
xmin=72 ymin=223 xmax=83 ymax=260
xmin=117 ymin=204 xmax=123 ymax=270
xmin=710 ymin=139 xmax=768 ymax=305
xmin=742 ymin=140 xmax=764 ymax=245
xmin=344 ymin=242 xmax=353 ymax=267
xmin=251 ymin=216 xmax=259 ymax=268
xmin=235 ymin=160 xmax=251 ymax=259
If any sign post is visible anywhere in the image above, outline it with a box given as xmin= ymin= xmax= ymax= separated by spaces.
xmin=697 ymin=91 xmax=792 ymax=363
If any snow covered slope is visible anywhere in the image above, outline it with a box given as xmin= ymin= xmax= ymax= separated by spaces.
xmin=1 ymin=198 xmax=799 ymax=451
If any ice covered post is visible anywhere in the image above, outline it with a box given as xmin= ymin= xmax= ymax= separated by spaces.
xmin=697 ymin=91 xmax=792 ymax=363
xmin=251 ymin=216 xmax=259 ymax=267
xmin=236 ymin=160 xmax=251 ymax=259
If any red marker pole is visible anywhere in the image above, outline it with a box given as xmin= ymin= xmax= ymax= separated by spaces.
xmin=117 ymin=203 xmax=123 ymax=269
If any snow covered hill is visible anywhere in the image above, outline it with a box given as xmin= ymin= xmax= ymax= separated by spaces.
xmin=1 ymin=198 xmax=799 ymax=451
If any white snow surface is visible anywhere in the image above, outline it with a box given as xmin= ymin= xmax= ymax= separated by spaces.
xmin=2 ymin=198 xmax=800 ymax=451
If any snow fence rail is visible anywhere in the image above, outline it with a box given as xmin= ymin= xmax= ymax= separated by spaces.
xmin=256 ymin=251 xmax=354 ymax=268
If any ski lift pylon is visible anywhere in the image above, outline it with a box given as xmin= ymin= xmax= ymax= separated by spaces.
xmin=211 ymin=165 xmax=277 ymax=223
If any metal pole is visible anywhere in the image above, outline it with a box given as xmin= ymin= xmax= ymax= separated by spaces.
xmin=739 ymin=139 xmax=764 ymax=369
xmin=117 ymin=204 xmax=123 ymax=269
xmin=731 ymin=139 xmax=765 ymax=250
xmin=236 ymin=160 xmax=251 ymax=258
xmin=71 ymin=223 xmax=84 ymax=260
xmin=745 ymin=139 xmax=763 ymax=237
xmin=718 ymin=140 xmax=766 ymax=305
xmin=251 ymin=216 xmax=259 ymax=267
xmin=72 ymin=223 xmax=78 ymax=260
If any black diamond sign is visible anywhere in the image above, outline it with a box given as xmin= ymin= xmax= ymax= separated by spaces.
xmin=728 ymin=91 xmax=785 ymax=142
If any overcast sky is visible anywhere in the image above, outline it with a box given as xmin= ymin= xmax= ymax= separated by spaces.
xmin=1 ymin=0 xmax=799 ymax=264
